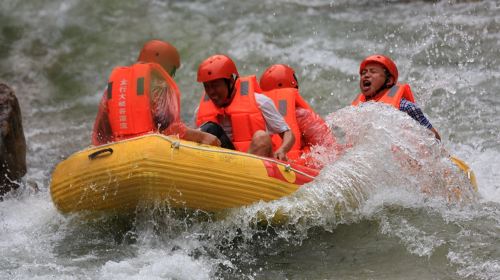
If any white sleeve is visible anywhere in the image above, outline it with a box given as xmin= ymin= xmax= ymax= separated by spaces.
xmin=255 ymin=93 xmax=290 ymax=134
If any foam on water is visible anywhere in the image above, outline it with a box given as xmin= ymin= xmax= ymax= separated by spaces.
xmin=99 ymin=248 xmax=213 ymax=280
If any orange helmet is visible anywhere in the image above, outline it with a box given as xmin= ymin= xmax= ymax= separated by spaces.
xmin=359 ymin=54 xmax=398 ymax=83
xmin=197 ymin=54 xmax=239 ymax=83
xmin=259 ymin=64 xmax=298 ymax=91
xmin=137 ymin=40 xmax=180 ymax=74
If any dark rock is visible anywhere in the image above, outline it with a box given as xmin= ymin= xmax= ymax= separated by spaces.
xmin=0 ymin=83 xmax=26 ymax=197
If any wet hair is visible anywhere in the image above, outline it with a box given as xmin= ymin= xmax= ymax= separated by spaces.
xmin=150 ymin=71 xmax=179 ymax=130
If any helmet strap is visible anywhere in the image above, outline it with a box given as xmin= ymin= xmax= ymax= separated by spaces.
xmin=371 ymin=74 xmax=394 ymax=100
xmin=293 ymin=73 xmax=299 ymax=89
xmin=169 ymin=67 xmax=176 ymax=78
xmin=222 ymin=76 xmax=238 ymax=107
xmin=375 ymin=70 xmax=394 ymax=94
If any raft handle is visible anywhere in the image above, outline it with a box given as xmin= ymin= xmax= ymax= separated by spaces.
xmin=171 ymin=141 xmax=180 ymax=149
xmin=284 ymin=164 xmax=291 ymax=172
xmin=88 ymin=148 xmax=113 ymax=160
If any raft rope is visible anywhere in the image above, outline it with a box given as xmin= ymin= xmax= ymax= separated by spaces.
xmin=89 ymin=134 xmax=317 ymax=180
xmin=160 ymin=135 xmax=316 ymax=180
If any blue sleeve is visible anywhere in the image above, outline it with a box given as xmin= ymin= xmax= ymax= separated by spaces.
xmin=399 ymin=98 xmax=433 ymax=129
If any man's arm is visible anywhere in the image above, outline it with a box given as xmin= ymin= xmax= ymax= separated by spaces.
xmin=255 ymin=94 xmax=295 ymax=159
xmin=274 ymin=130 xmax=295 ymax=161
xmin=430 ymin=127 xmax=441 ymax=141
xmin=295 ymin=107 xmax=336 ymax=147
xmin=184 ymin=127 xmax=221 ymax=146
xmin=400 ymin=99 xmax=441 ymax=141
xmin=162 ymin=120 xmax=221 ymax=146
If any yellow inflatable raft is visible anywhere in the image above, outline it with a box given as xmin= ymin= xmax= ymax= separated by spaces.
xmin=50 ymin=134 xmax=478 ymax=214
xmin=50 ymin=134 xmax=318 ymax=214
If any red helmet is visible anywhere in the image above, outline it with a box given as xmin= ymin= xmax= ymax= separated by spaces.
xmin=197 ymin=54 xmax=239 ymax=83
xmin=359 ymin=54 xmax=398 ymax=83
xmin=259 ymin=64 xmax=298 ymax=91
xmin=137 ymin=40 xmax=180 ymax=73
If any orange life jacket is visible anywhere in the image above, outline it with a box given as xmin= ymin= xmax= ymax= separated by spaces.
xmin=107 ymin=62 xmax=180 ymax=141
xmin=262 ymin=87 xmax=314 ymax=161
xmin=351 ymin=83 xmax=415 ymax=109
xmin=196 ymin=75 xmax=266 ymax=152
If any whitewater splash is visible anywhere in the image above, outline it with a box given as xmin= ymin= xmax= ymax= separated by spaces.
xmin=146 ymin=104 xmax=480 ymax=277
xmin=220 ymin=103 xmax=478 ymax=230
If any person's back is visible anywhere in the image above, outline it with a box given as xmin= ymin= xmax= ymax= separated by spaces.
xmin=92 ymin=40 xmax=219 ymax=146
xmin=259 ymin=64 xmax=337 ymax=153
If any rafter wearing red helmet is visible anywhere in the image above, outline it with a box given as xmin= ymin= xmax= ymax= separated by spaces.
xmin=92 ymin=40 xmax=220 ymax=147
xmin=259 ymin=64 xmax=338 ymax=167
xmin=353 ymin=54 xmax=441 ymax=140
xmin=195 ymin=54 xmax=295 ymax=161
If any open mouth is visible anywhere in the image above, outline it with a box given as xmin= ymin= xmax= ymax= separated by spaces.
xmin=361 ymin=80 xmax=371 ymax=91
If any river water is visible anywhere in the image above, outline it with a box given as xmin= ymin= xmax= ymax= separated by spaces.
xmin=1 ymin=1 xmax=499 ymax=279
